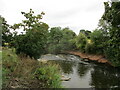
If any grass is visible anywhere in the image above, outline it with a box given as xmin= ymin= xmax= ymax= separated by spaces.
xmin=2 ymin=47 xmax=62 ymax=88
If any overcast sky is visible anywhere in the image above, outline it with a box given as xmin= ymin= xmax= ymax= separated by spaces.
xmin=0 ymin=0 xmax=109 ymax=34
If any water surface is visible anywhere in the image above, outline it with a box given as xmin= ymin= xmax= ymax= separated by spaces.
xmin=39 ymin=54 xmax=120 ymax=88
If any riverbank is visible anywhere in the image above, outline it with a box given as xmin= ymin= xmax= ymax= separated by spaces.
xmin=66 ymin=51 xmax=112 ymax=66
xmin=2 ymin=48 xmax=62 ymax=88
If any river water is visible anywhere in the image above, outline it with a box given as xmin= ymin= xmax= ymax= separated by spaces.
xmin=38 ymin=54 xmax=120 ymax=88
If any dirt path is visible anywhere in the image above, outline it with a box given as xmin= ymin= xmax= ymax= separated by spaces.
xmin=66 ymin=51 xmax=112 ymax=65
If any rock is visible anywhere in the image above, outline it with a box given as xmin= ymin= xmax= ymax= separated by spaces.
xmin=61 ymin=75 xmax=71 ymax=81
xmin=61 ymin=77 xmax=71 ymax=81
xmin=79 ymin=62 xmax=89 ymax=65
xmin=38 ymin=59 xmax=48 ymax=63
xmin=84 ymin=59 xmax=89 ymax=62
xmin=11 ymin=86 xmax=16 ymax=88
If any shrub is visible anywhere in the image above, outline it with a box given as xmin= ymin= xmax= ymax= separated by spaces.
xmin=85 ymin=39 xmax=95 ymax=54
xmin=89 ymin=30 xmax=105 ymax=54
xmin=2 ymin=48 xmax=62 ymax=88
xmin=76 ymin=33 xmax=87 ymax=52
xmin=105 ymin=44 xmax=120 ymax=67
xmin=34 ymin=64 xmax=62 ymax=88
xmin=12 ymin=9 xmax=49 ymax=59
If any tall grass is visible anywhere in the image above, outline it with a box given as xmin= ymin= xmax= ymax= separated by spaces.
xmin=2 ymin=48 xmax=62 ymax=88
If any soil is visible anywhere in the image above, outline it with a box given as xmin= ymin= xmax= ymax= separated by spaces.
xmin=66 ymin=51 xmax=112 ymax=66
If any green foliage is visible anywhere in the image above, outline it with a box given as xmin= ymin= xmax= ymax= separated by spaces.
xmin=2 ymin=48 xmax=18 ymax=68
xmin=105 ymin=42 xmax=120 ymax=66
xmin=79 ymin=29 xmax=91 ymax=39
xmin=103 ymin=2 xmax=120 ymax=28
xmin=2 ymin=48 xmax=62 ymax=88
xmin=47 ymin=27 xmax=63 ymax=54
xmin=47 ymin=27 xmax=77 ymax=54
xmin=85 ymin=39 xmax=95 ymax=54
xmin=101 ymin=2 xmax=120 ymax=66
xmin=2 ymin=48 xmax=19 ymax=87
xmin=1 ymin=16 xmax=13 ymax=46
xmin=34 ymin=64 xmax=62 ymax=88
xmin=61 ymin=28 xmax=77 ymax=51
xmin=76 ymin=33 xmax=87 ymax=52
xmin=12 ymin=9 xmax=49 ymax=59
xmin=89 ymin=29 xmax=106 ymax=54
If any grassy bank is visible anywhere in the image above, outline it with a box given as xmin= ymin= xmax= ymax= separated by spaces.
xmin=2 ymin=48 xmax=62 ymax=88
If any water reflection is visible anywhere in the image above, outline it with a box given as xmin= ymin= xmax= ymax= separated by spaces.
xmin=40 ymin=54 xmax=120 ymax=88
xmin=48 ymin=60 xmax=76 ymax=74
xmin=90 ymin=65 xmax=120 ymax=88
xmin=52 ymin=60 xmax=120 ymax=88
xmin=77 ymin=63 xmax=91 ymax=78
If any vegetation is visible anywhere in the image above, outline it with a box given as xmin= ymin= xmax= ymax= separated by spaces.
xmin=101 ymin=2 xmax=120 ymax=66
xmin=1 ymin=16 xmax=13 ymax=47
xmin=11 ymin=9 xmax=49 ymax=59
xmin=75 ymin=1 xmax=120 ymax=66
xmin=76 ymin=32 xmax=87 ymax=53
xmin=34 ymin=64 xmax=62 ymax=88
xmin=2 ymin=48 xmax=62 ymax=88
xmin=1 ymin=1 xmax=120 ymax=88
xmin=47 ymin=27 xmax=76 ymax=54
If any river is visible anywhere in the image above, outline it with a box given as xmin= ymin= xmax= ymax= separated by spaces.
xmin=38 ymin=54 xmax=120 ymax=88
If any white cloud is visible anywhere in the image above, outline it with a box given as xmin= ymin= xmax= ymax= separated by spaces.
xmin=0 ymin=0 xmax=108 ymax=34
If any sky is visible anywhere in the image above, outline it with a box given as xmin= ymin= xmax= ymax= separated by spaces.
xmin=0 ymin=0 xmax=109 ymax=34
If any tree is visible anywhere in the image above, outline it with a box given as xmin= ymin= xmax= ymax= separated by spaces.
xmin=76 ymin=32 xmax=87 ymax=52
xmin=79 ymin=29 xmax=91 ymax=39
xmin=101 ymin=1 xmax=120 ymax=66
xmin=47 ymin=27 xmax=77 ymax=54
xmin=1 ymin=16 xmax=13 ymax=46
xmin=88 ymin=29 xmax=106 ymax=54
xmin=60 ymin=27 xmax=77 ymax=51
xmin=12 ymin=9 xmax=49 ymax=59
xmin=47 ymin=27 xmax=63 ymax=54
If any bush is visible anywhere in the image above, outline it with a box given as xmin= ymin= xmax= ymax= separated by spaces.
xmin=2 ymin=48 xmax=62 ymax=88
xmin=105 ymin=44 xmax=120 ymax=67
xmin=48 ymin=27 xmax=77 ymax=54
xmin=76 ymin=33 xmax=87 ymax=52
xmin=12 ymin=9 xmax=49 ymax=59
xmin=89 ymin=30 xmax=105 ymax=54
xmin=48 ymin=44 xmax=62 ymax=54
xmin=34 ymin=64 xmax=62 ymax=88
xmin=15 ymin=25 xmax=48 ymax=59
xmin=85 ymin=39 xmax=95 ymax=54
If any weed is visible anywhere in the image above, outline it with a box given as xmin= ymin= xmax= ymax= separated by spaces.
xmin=2 ymin=48 xmax=62 ymax=88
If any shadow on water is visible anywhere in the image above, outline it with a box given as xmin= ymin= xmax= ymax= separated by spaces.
xmin=77 ymin=63 xmax=91 ymax=78
xmin=90 ymin=65 xmax=120 ymax=88
xmin=39 ymin=54 xmax=120 ymax=88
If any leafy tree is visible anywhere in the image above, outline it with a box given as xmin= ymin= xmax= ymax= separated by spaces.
xmin=47 ymin=27 xmax=63 ymax=54
xmin=0 ymin=16 xmax=13 ymax=46
xmin=88 ymin=29 xmax=106 ymax=54
xmin=76 ymin=33 xmax=87 ymax=52
xmin=79 ymin=29 xmax=91 ymax=39
xmin=60 ymin=27 xmax=77 ymax=51
xmin=47 ymin=27 xmax=77 ymax=54
xmin=101 ymin=1 xmax=120 ymax=66
xmin=12 ymin=9 xmax=49 ymax=59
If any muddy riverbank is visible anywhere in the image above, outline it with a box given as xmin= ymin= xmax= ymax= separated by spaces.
xmin=66 ymin=51 xmax=112 ymax=66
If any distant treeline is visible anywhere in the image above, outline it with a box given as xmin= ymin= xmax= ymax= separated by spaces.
xmin=1 ymin=2 xmax=120 ymax=66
